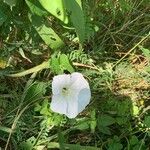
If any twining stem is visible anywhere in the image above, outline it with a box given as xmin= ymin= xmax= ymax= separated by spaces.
xmin=7 ymin=61 xmax=99 ymax=77
xmin=8 ymin=61 xmax=49 ymax=77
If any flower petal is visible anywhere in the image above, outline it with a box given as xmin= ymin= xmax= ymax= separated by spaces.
xmin=50 ymin=94 xmax=67 ymax=115
xmin=71 ymin=72 xmax=90 ymax=92
xmin=65 ymin=94 xmax=78 ymax=118
xmin=51 ymin=72 xmax=91 ymax=118
xmin=77 ymin=88 xmax=91 ymax=113
xmin=52 ymin=74 xmax=71 ymax=95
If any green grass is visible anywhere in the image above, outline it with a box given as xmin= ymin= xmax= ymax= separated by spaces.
xmin=0 ymin=0 xmax=150 ymax=149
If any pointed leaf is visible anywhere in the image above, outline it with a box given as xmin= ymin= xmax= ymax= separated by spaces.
xmin=25 ymin=0 xmax=48 ymax=16
xmin=29 ymin=14 xmax=64 ymax=50
xmin=39 ymin=0 xmax=68 ymax=24
xmin=98 ymin=114 xmax=115 ymax=127
xmin=64 ymin=0 xmax=85 ymax=43
xmin=59 ymin=54 xmax=74 ymax=73
xmin=50 ymin=56 xmax=62 ymax=74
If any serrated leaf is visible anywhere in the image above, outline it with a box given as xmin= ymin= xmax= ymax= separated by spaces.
xmin=29 ymin=14 xmax=64 ymax=50
xmin=39 ymin=0 xmax=68 ymax=24
xmin=25 ymin=0 xmax=48 ymax=16
xmin=64 ymin=0 xmax=85 ymax=43
xmin=59 ymin=54 xmax=74 ymax=73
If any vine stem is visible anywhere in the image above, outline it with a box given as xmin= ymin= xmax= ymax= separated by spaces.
xmin=7 ymin=61 xmax=99 ymax=77
xmin=8 ymin=61 xmax=49 ymax=77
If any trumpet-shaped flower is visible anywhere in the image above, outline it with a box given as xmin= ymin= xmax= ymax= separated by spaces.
xmin=50 ymin=72 xmax=91 ymax=118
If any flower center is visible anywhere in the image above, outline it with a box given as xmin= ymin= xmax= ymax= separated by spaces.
xmin=62 ymin=87 xmax=70 ymax=96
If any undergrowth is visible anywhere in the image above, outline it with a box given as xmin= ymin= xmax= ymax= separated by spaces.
xmin=0 ymin=0 xmax=150 ymax=150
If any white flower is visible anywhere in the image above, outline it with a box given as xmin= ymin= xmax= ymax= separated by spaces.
xmin=50 ymin=72 xmax=91 ymax=118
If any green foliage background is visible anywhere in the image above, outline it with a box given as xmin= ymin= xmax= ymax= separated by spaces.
xmin=0 ymin=0 xmax=150 ymax=149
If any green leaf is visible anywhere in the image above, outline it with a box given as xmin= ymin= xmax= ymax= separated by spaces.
xmin=108 ymin=136 xmax=123 ymax=150
xmin=40 ymin=99 xmax=51 ymax=116
xmin=74 ymin=121 xmax=90 ymax=130
xmin=0 ymin=9 xmax=7 ymax=26
xmin=98 ymin=126 xmax=111 ymax=135
xmin=108 ymin=142 xmax=123 ymax=150
xmin=98 ymin=114 xmax=115 ymax=127
xmin=58 ymin=131 xmax=66 ymax=150
xmin=18 ymin=141 xmax=33 ymax=150
xmin=18 ymin=137 xmax=35 ymax=150
xmin=73 ymin=118 xmax=90 ymax=131
xmin=59 ymin=54 xmax=74 ymax=73
xmin=25 ymin=0 xmax=48 ymax=16
xmin=75 ymin=0 xmax=82 ymax=8
xmin=119 ymin=0 xmax=132 ymax=12
xmin=24 ymin=82 xmax=47 ymax=102
xmin=64 ymin=0 xmax=85 ymax=43
xmin=34 ymin=103 xmax=41 ymax=112
xmin=144 ymin=116 xmax=150 ymax=128
xmin=115 ymin=117 xmax=127 ymax=125
xmin=50 ymin=54 xmax=74 ymax=74
xmin=50 ymin=56 xmax=62 ymax=74
xmin=39 ymin=0 xmax=68 ymax=24
xmin=117 ymin=100 xmax=132 ymax=116
xmin=29 ymin=14 xmax=64 ymax=50
xmin=130 ymin=136 xmax=139 ymax=146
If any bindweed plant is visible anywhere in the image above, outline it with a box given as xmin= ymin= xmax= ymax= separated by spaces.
xmin=0 ymin=0 xmax=150 ymax=150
